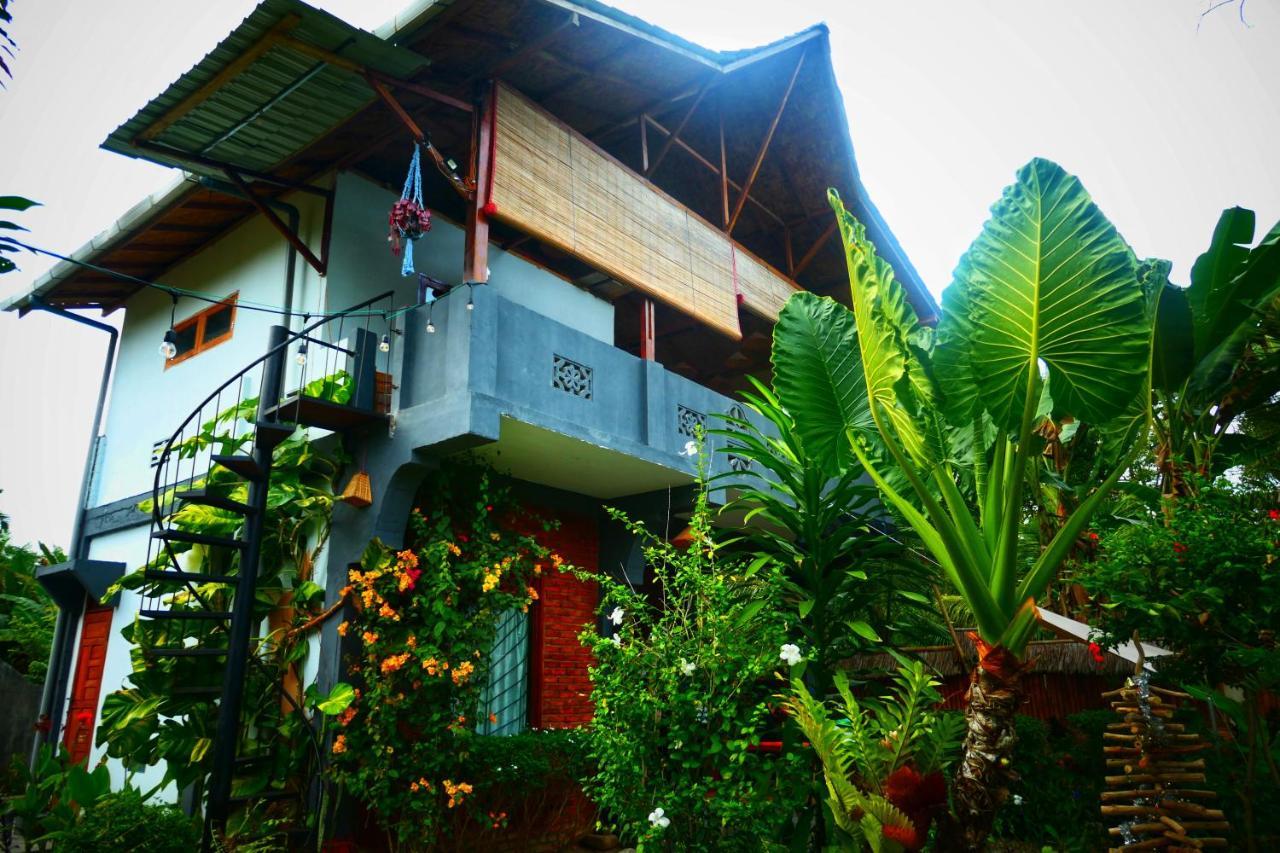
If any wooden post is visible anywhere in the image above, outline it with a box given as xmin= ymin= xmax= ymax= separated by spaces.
xmin=718 ymin=93 xmax=729 ymax=229
xmin=727 ymin=48 xmax=806 ymax=235
xmin=464 ymin=83 xmax=495 ymax=284
xmin=640 ymin=298 xmax=656 ymax=361
xmin=640 ymin=113 xmax=649 ymax=173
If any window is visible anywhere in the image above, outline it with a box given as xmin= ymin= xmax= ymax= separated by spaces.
xmin=478 ymin=609 xmax=528 ymax=735
xmin=165 ymin=294 xmax=237 ymax=367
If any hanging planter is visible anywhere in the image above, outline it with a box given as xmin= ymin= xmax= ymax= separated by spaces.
xmin=388 ymin=144 xmax=432 ymax=277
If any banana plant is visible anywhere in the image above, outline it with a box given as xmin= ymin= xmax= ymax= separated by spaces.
xmin=1148 ymin=207 xmax=1280 ymax=495
xmin=771 ymin=159 xmax=1155 ymax=848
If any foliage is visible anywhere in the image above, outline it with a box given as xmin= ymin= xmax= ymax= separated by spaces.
xmin=1143 ymin=207 xmax=1280 ymax=495
xmin=98 ymin=392 xmax=346 ymax=815
xmin=787 ymin=661 xmax=963 ymax=851
xmin=0 ymin=501 xmax=64 ymax=682
xmin=715 ymin=380 xmax=941 ymax=699
xmin=58 ymin=789 xmax=199 ymax=853
xmin=988 ymin=712 xmax=1109 ymax=851
xmin=1075 ymin=480 xmax=1280 ymax=845
xmin=330 ymin=461 xmax=549 ymax=847
xmin=578 ymin=485 xmax=808 ymax=851
xmin=0 ymin=195 xmax=38 ymax=274
xmin=769 ymin=159 xmax=1156 ymax=846
xmin=2 ymin=745 xmax=114 ymax=844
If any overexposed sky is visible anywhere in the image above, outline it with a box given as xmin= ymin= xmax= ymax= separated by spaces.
xmin=1 ymin=0 xmax=1277 ymax=546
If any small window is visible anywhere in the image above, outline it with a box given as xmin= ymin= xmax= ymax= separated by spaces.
xmin=166 ymin=294 xmax=237 ymax=368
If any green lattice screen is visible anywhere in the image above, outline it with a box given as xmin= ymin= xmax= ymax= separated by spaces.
xmin=478 ymin=609 xmax=528 ymax=735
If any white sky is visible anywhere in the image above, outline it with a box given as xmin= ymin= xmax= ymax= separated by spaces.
xmin=1 ymin=0 xmax=1277 ymax=546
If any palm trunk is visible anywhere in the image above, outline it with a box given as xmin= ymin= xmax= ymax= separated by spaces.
xmin=940 ymin=644 xmax=1027 ymax=851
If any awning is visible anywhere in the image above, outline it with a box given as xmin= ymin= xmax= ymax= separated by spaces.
xmin=102 ymin=0 xmax=429 ymax=179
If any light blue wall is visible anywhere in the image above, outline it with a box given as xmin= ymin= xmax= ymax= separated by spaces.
xmin=325 ymin=173 xmax=614 ymax=344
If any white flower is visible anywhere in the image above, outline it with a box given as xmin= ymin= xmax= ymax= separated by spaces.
xmin=1012 ymin=794 xmax=1023 ymax=806
xmin=608 ymin=606 xmax=625 ymax=625
xmin=680 ymin=659 xmax=696 ymax=676
xmin=648 ymin=807 xmax=670 ymax=828
xmin=682 ymin=440 xmax=698 ymax=457
xmin=609 ymin=634 xmax=622 ymax=647
xmin=779 ymin=643 xmax=803 ymax=666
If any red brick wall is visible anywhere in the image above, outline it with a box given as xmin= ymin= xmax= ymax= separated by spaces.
xmin=527 ymin=510 xmax=598 ymax=729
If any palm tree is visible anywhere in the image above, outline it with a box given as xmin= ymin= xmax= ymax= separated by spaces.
xmin=771 ymin=159 xmax=1155 ymax=848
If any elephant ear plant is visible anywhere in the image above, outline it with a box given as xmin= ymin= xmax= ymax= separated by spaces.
xmin=771 ymin=159 xmax=1155 ymax=848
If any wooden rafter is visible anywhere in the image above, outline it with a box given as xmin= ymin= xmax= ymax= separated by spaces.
xmin=718 ymin=94 xmax=729 ymax=228
xmin=365 ymin=75 xmax=472 ymax=198
xmin=642 ymin=115 xmax=784 ymax=227
xmin=727 ymin=48 xmax=806 ymax=234
xmin=224 ymin=168 xmax=327 ymax=275
xmin=472 ymin=13 xmax=579 ymax=85
xmin=792 ymin=221 xmax=836 ymax=278
xmin=646 ymin=77 xmax=714 ymax=178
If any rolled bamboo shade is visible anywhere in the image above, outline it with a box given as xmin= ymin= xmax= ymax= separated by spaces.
xmin=491 ymin=84 xmax=802 ymax=339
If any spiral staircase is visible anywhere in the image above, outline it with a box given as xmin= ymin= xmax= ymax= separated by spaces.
xmin=138 ymin=291 xmax=395 ymax=844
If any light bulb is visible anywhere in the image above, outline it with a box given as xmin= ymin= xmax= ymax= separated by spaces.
xmin=159 ymin=329 xmax=177 ymax=359
xmin=466 ymin=294 xmax=474 ymax=311
xmin=426 ymin=320 xmax=436 ymax=334
xmin=296 ymin=343 xmax=308 ymax=366
xmin=379 ymin=334 xmax=391 ymax=353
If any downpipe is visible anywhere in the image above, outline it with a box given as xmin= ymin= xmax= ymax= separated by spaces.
xmin=26 ymin=297 xmax=118 ymax=762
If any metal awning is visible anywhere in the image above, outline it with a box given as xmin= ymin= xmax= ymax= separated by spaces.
xmin=102 ymin=0 xmax=429 ymax=179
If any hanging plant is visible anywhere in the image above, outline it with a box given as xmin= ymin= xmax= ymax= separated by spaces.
xmin=388 ymin=144 xmax=432 ymax=277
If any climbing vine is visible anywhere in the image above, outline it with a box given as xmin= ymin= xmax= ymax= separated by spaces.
xmin=97 ymin=386 xmax=348 ymax=844
xmin=329 ymin=462 xmax=552 ymax=848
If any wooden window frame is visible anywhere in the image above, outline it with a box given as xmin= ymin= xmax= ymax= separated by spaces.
xmin=165 ymin=293 xmax=238 ymax=369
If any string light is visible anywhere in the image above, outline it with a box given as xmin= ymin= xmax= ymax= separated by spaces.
xmin=296 ymin=341 xmax=308 ymax=366
xmin=379 ymin=333 xmax=391 ymax=353
xmin=466 ymin=283 xmax=474 ymax=311
xmin=159 ymin=293 xmax=179 ymax=359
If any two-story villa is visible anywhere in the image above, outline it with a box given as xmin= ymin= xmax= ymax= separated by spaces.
xmin=4 ymin=0 xmax=934 ymax=829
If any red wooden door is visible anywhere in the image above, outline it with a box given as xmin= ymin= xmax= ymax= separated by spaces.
xmin=63 ymin=605 xmax=113 ymax=764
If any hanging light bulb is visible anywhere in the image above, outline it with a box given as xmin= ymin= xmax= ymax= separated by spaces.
xmin=159 ymin=329 xmax=177 ymax=360
xmin=296 ymin=341 xmax=308 ymax=366
xmin=426 ymin=319 xmax=436 ymax=334
xmin=466 ymin=285 xmax=475 ymax=311
xmin=379 ymin=333 xmax=391 ymax=353
xmin=160 ymin=292 xmax=180 ymax=359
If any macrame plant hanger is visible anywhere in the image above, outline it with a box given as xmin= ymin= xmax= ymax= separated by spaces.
xmin=389 ymin=142 xmax=432 ymax=277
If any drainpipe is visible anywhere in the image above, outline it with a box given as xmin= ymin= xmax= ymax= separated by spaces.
xmin=198 ymin=176 xmax=299 ymax=323
xmin=26 ymin=297 xmax=118 ymax=759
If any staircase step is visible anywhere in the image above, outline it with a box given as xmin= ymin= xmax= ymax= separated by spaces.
xmin=172 ymin=684 xmax=223 ymax=697
xmin=176 ymin=489 xmax=254 ymax=516
xmin=153 ymin=529 xmax=246 ymax=550
xmin=144 ymin=569 xmax=240 ymax=585
xmin=143 ymin=647 xmax=229 ymax=658
xmin=229 ymin=789 xmax=296 ymax=805
xmin=140 ymin=609 xmax=233 ymax=621
xmin=265 ymin=395 xmax=384 ymax=432
xmin=254 ymin=419 xmax=295 ymax=447
xmin=211 ymin=454 xmax=264 ymax=482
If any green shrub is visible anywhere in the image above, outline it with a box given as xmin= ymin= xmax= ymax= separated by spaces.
xmin=59 ymin=790 xmax=198 ymax=853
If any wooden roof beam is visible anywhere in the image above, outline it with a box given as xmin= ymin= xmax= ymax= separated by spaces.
xmin=471 ymin=12 xmax=580 ymax=85
xmin=642 ymin=115 xmax=785 ymax=227
xmin=791 ymin=220 xmax=836 ymax=278
xmin=727 ymin=48 xmax=805 ymax=235
xmin=645 ymin=77 xmax=714 ymax=178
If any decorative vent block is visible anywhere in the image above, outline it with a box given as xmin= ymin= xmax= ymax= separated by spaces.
xmin=677 ymin=405 xmax=707 ymax=438
xmin=725 ymin=405 xmax=751 ymax=471
xmin=552 ymin=354 xmax=593 ymax=399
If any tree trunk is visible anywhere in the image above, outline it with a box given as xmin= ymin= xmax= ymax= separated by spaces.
xmin=941 ymin=643 xmax=1027 ymax=851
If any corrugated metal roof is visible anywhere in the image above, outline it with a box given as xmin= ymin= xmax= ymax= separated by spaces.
xmin=102 ymin=0 xmax=428 ymax=176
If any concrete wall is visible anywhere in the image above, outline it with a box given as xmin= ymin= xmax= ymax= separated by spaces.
xmin=0 ymin=660 xmax=40 ymax=771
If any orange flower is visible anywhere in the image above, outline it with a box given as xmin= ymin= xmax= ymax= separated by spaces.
xmin=410 ymin=777 xmax=433 ymax=793
xmin=396 ymin=549 xmax=419 ymax=569
xmin=551 ymin=553 xmax=564 ymax=568
xmin=379 ymin=602 xmax=401 ymax=621
xmin=421 ymin=657 xmax=441 ymax=676
xmin=337 ymin=621 xmax=349 ymax=637
xmin=406 ymin=635 xmax=417 ymax=648
xmin=490 ymin=532 xmax=501 ymax=542
xmin=338 ymin=707 xmax=356 ymax=727
xmin=331 ymin=734 xmax=347 ymax=754
xmin=527 ymin=586 xmax=539 ymax=601
xmin=446 ymin=542 xmax=462 ymax=557
xmin=443 ymin=779 xmax=473 ymax=808
xmin=488 ymin=712 xmax=498 ymax=724
xmin=361 ymin=631 xmax=378 ymax=646
xmin=380 ymin=652 xmax=411 ymax=674
xmin=451 ymin=660 xmax=475 ymax=684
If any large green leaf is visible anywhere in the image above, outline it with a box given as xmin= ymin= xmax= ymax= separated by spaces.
xmin=771 ymin=291 xmax=869 ymax=470
xmin=955 ymin=158 xmax=1146 ymax=432
xmin=933 ymin=279 xmax=980 ymax=426
xmin=1187 ymin=206 xmax=1256 ymax=360
xmin=1152 ymin=281 xmax=1194 ymax=393
xmin=830 ymin=191 xmax=937 ymax=467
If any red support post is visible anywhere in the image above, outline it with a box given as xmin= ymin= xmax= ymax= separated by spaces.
xmin=640 ymin=298 xmax=656 ymax=361
xmin=464 ymin=83 xmax=495 ymax=284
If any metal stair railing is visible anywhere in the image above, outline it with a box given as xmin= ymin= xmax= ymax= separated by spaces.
xmin=137 ymin=290 xmax=395 ymax=843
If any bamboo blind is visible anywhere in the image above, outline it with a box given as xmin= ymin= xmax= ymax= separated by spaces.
xmin=491 ymin=84 xmax=801 ymax=339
